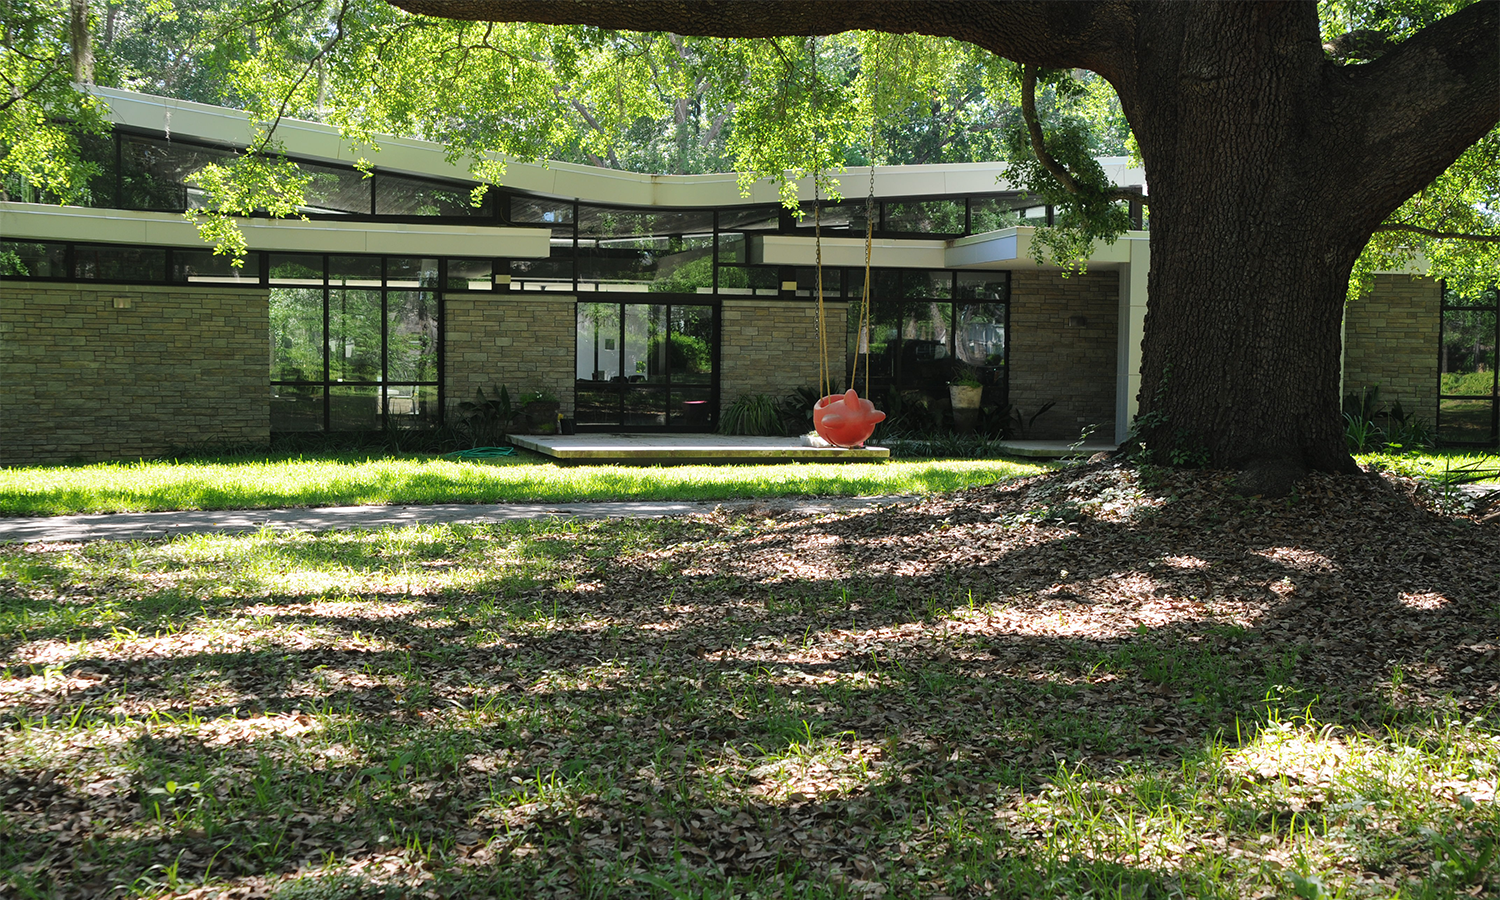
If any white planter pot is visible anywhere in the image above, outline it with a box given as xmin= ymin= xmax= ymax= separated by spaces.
xmin=949 ymin=383 xmax=983 ymax=433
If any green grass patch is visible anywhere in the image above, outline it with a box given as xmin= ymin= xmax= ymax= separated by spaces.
xmin=0 ymin=452 xmax=1048 ymax=516
xmin=1 ymin=502 xmax=1496 ymax=899
xmin=1359 ymin=448 xmax=1500 ymax=484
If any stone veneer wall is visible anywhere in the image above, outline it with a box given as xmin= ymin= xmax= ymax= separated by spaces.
xmin=0 ymin=282 xmax=268 ymax=465
xmin=1007 ymin=270 xmax=1120 ymax=441
xmin=720 ymin=300 xmax=846 ymax=401
xmin=444 ymin=293 xmax=577 ymax=416
xmin=1342 ymin=274 xmax=1441 ymax=424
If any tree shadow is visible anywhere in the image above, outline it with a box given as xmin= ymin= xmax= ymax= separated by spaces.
xmin=2 ymin=463 xmax=1497 ymax=897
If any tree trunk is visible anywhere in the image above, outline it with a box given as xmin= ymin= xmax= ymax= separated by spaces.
xmin=1133 ymin=200 xmax=1362 ymax=476
xmin=70 ymin=0 xmax=92 ymax=84
xmin=1122 ymin=2 xmax=1365 ymax=479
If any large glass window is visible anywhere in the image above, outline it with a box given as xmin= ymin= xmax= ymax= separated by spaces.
xmin=376 ymin=173 xmax=494 ymax=217
xmin=848 ymin=274 xmax=1009 ymax=414
xmin=119 ymin=135 xmax=234 ymax=211
xmin=269 ymin=255 xmax=442 ymax=432
xmin=576 ymin=205 xmax=715 ymax=293
xmin=576 ymin=301 xmax=717 ymax=430
xmin=1439 ymin=287 xmax=1499 ymax=445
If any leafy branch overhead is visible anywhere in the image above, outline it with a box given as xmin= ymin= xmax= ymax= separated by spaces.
xmin=2 ymin=0 xmax=1495 ymax=295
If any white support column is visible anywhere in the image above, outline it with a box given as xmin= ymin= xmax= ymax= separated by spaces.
xmin=1115 ymin=236 xmax=1151 ymax=446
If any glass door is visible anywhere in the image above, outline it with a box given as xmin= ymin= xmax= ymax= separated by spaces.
xmin=576 ymin=301 xmax=717 ymax=431
xmin=1439 ymin=287 xmax=1499 ymax=445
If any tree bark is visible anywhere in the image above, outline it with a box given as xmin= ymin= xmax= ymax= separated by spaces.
xmin=388 ymin=0 xmax=1500 ymax=482
xmin=70 ymin=0 xmax=92 ymax=84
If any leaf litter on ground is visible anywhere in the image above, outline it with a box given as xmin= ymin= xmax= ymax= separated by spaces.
xmin=0 ymin=460 xmax=1498 ymax=899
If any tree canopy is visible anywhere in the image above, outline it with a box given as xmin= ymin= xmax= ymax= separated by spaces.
xmin=4 ymin=0 xmax=1498 ymax=478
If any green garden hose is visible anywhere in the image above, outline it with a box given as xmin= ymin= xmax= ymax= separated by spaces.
xmin=444 ymin=446 xmax=518 ymax=460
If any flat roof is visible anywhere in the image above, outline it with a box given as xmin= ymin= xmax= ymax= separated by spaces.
xmin=92 ymin=86 xmax=1147 ymax=210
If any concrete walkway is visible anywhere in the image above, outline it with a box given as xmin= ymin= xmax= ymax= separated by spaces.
xmin=0 ymin=497 xmax=911 ymax=544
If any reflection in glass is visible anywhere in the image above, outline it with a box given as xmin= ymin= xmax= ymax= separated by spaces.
xmin=668 ymin=306 xmax=714 ymax=382
xmin=387 ymin=291 xmax=437 ymax=382
xmin=118 ymin=135 xmax=233 ymax=211
xmin=387 ymin=257 xmax=438 ymax=289
xmin=173 ymin=249 xmax=259 ymax=284
xmin=270 ymin=288 xmax=324 ymax=381
xmin=849 ymin=301 xmax=902 ymax=390
xmin=330 ymin=386 xmax=382 ymax=430
xmin=622 ymin=388 xmax=668 ymax=427
xmin=885 ymin=199 xmax=965 ymax=234
xmin=714 ymin=266 xmax=777 ymax=296
xmin=269 ymin=254 xmax=324 ymax=285
xmin=901 ymin=302 xmax=954 ymax=393
xmin=957 ymin=272 xmax=1009 ymax=301
xmin=967 ymin=198 xmax=1023 ymax=234
xmin=793 ymin=200 xmax=871 ymax=234
xmin=578 ymin=235 xmax=713 ymax=292
xmin=717 ymin=206 xmax=779 ymax=231
xmin=270 ymin=384 xmax=324 ymax=432
xmin=956 ymin=304 xmax=1007 ymax=369
xmin=577 ymin=206 xmax=714 ymax=238
xmin=1439 ymin=400 xmax=1496 ymax=443
xmin=447 ymin=258 xmax=492 ymax=290
xmin=511 ymin=197 xmax=574 ymax=224
xmin=298 ymin=162 xmax=372 ymax=215
xmin=330 ymin=255 xmax=381 ymax=287
xmin=0 ymin=241 xmax=67 ymax=278
xmin=671 ymin=384 xmax=714 ymax=428
xmin=385 ymin=385 xmax=439 ymax=427
xmin=329 ymin=289 xmax=381 ymax=382
xmin=1441 ymin=309 xmax=1498 ymax=396
xmin=574 ymin=388 xmax=619 ymax=427
xmin=577 ymin=303 xmax=621 ymax=381
xmin=795 ymin=267 xmax=842 ymax=299
xmin=511 ymin=241 xmax=574 ymax=291
xmin=624 ymin=304 xmax=668 ymax=383
xmin=74 ymin=244 xmax=167 ymax=282
xmin=903 ymin=271 xmax=953 ymax=299
xmin=377 ymin=173 xmax=492 ymax=217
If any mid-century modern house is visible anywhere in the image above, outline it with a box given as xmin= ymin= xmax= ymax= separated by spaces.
xmin=0 ymin=87 xmax=1486 ymax=465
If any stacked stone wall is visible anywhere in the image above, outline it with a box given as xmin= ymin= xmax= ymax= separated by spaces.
xmin=1343 ymin=274 xmax=1440 ymax=425
xmin=0 ymin=283 xmax=268 ymax=465
xmin=444 ymin=293 xmax=577 ymax=417
xmin=1007 ymin=270 xmax=1119 ymax=441
xmin=720 ymin=300 xmax=845 ymax=402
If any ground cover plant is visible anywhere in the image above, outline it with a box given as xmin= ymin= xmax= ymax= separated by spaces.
xmin=1 ymin=462 xmax=1498 ymax=898
xmin=0 ymin=455 xmax=1046 ymax=517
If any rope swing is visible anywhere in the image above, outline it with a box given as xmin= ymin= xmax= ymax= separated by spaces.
xmin=810 ymin=34 xmax=885 ymax=448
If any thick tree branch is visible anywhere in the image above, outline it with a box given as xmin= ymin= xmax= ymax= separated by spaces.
xmin=383 ymin=1 xmax=1134 ymax=76
xmin=1333 ymin=0 xmax=1500 ymax=232
xmin=1021 ymin=65 xmax=1145 ymax=204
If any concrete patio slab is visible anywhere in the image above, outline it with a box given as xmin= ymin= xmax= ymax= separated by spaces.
xmin=994 ymin=440 xmax=1118 ymax=459
xmin=508 ymin=432 xmax=890 ymax=463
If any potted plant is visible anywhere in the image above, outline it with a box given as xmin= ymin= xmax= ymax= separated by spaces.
xmin=948 ymin=365 xmax=984 ymax=433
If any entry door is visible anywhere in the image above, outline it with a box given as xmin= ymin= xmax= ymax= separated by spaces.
xmin=575 ymin=302 xmax=717 ymax=431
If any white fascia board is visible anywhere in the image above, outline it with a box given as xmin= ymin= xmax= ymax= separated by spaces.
xmin=0 ymin=202 xmax=551 ymax=258
xmin=756 ymin=234 xmax=947 ymax=269
xmin=945 ymin=227 xmax=1147 ymax=269
xmin=91 ymin=87 xmax=1146 ymax=210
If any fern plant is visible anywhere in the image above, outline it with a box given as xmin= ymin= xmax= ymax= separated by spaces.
xmin=719 ymin=393 xmax=786 ymax=436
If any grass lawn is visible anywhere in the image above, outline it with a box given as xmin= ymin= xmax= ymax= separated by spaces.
xmin=0 ymin=453 xmax=1049 ymax=517
xmin=1358 ymin=448 xmax=1500 ymax=484
xmin=2 ymin=463 xmax=1497 ymax=898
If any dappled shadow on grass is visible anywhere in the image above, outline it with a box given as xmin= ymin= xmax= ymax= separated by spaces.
xmin=1 ymin=463 xmax=1498 ymax=898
